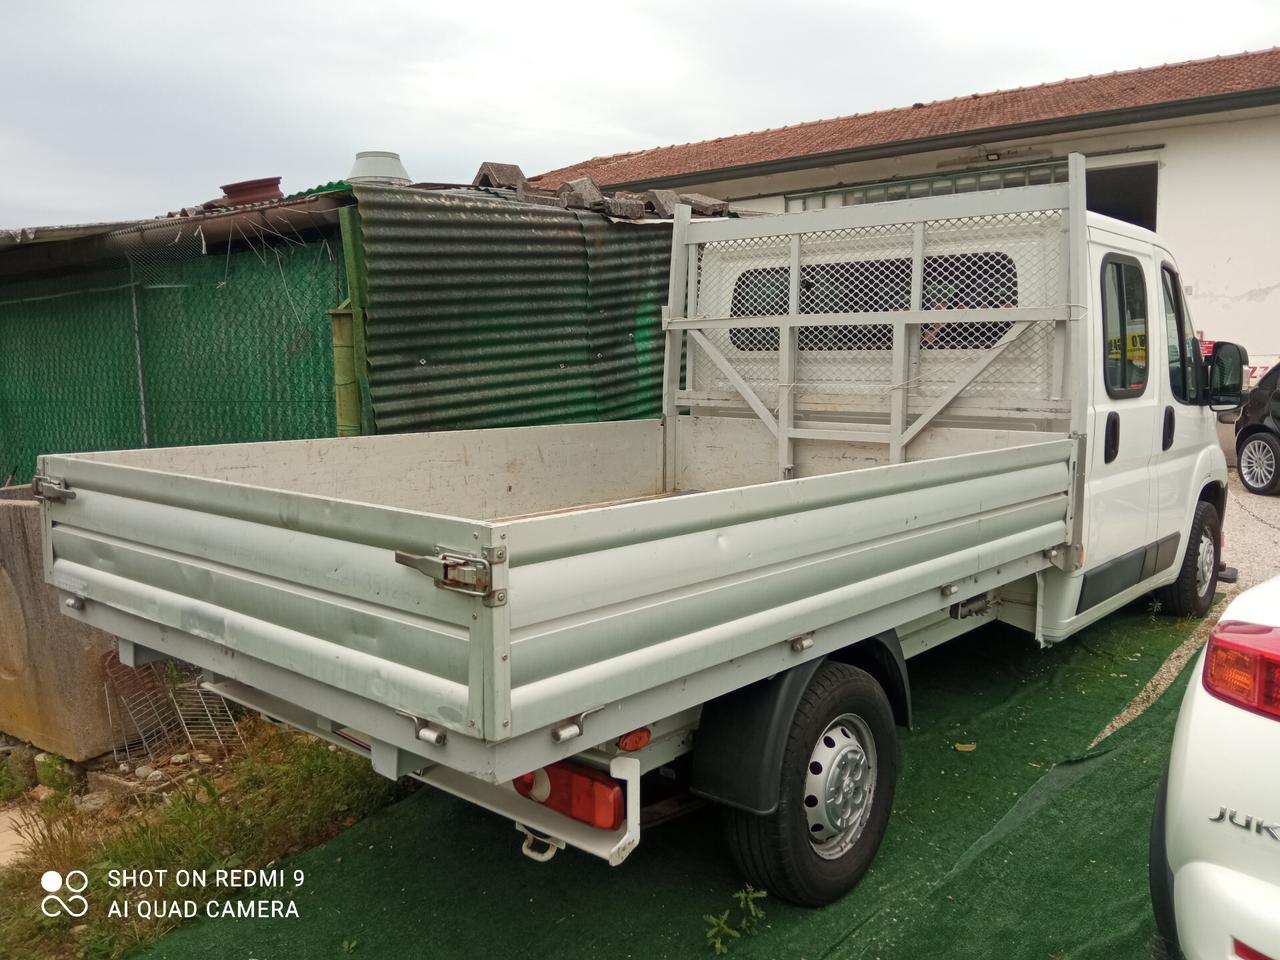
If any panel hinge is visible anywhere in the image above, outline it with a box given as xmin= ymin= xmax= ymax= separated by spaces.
xmin=32 ymin=475 xmax=76 ymax=502
xmin=395 ymin=544 xmax=508 ymax=606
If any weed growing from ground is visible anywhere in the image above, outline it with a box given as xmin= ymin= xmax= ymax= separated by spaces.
xmin=0 ymin=761 xmax=22 ymax=803
xmin=35 ymin=753 xmax=75 ymax=793
xmin=704 ymin=885 xmax=768 ymax=953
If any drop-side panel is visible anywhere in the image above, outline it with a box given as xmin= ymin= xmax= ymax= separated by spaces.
xmin=502 ymin=437 xmax=1073 ymax=737
xmin=39 ymin=453 xmax=487 ymax=736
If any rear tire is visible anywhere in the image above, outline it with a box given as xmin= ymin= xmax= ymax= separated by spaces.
xmin=1156 ymin=501 xmax=1219 ymax=618
xmin=723 ymin=662 xmax=897 ymax=907
xmin=1238 ymin=432 xmax=1280 ymax=495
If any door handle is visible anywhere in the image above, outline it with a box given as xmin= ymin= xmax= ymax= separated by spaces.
xmin=1104 ymin=411 xmax=1120 ymax=464
xmin=1162 ymin=405 xmax=1175 ymax=451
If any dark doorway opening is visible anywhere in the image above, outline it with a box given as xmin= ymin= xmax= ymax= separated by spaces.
xmin=1087 ymin=164 xmax=1158 ymax=231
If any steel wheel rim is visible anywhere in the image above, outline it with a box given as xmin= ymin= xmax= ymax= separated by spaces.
xmin=1195 ymin=529 xmax=1216 ymax=598
xmin=1241 ymin=438 xmax=1276 ymax=490
xmin=803 ymin=712 xmax=877 ymax=860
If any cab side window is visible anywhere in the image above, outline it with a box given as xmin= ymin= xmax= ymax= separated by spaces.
xmin=1100 ymin=256 xmax=1149 ymax=398
xmin=1161 ymin=266 xmax=1199 ymax=403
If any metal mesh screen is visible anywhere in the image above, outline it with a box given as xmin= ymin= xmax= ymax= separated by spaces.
xmin=913 ymin=210 xmax=1063 ymax=404
xmin=691 ymin=235 xmax=788 ymax=409
xmin=794 ymin=224 xmax=914 ymax=397
xmin=0 ymin=233 xmax=343 ymax=483
xmin=686 ymin=208 xmax=1067 ymax=418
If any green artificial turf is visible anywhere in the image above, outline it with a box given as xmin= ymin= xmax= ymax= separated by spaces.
xmin=136 ymin=601 xmax=1202 ymax=960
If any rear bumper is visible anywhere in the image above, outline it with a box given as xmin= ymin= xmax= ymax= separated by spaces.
xmin=1174 ymin=860 xmax=1280 ymax=960
xmin=199 ymin=673 xmax=645 ymax=865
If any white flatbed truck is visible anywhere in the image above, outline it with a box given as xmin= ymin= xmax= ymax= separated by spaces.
xmin=37 ymin=154 xmax=1246 ymax=905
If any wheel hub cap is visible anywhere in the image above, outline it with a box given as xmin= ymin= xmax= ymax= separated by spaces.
xmin=803 ymin=713 xmax=877 ymax=860
xmin=1195 ymin=530 xmax=1215 ymax=598
xmin=1241 ymin=439 xmax=1276 ymax=490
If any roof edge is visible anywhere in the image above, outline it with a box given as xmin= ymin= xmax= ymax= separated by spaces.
xmin=598 ymin=86 xmax=1280 ymax=192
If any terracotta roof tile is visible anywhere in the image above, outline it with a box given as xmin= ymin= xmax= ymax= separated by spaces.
xmin=532 ymin=49 xmax=1280 ymax=188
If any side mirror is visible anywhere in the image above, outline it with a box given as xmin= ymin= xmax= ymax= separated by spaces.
xmin=1206 ymin=341 xmax=1248 ymax=409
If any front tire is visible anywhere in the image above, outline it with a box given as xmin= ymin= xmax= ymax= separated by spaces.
xmin=723 ymin=662 xmax=897 ymax=906
xmin=1238 ymin=432 xmax=1280 ymax=495
xmin=1156 ymin=501 xmax=1220 ymax=618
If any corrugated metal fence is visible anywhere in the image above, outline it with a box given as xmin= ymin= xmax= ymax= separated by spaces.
xmin=351 ymin=186 xmax=671 ymax=433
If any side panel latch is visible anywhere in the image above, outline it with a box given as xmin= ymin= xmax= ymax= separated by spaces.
xmin=32 ymin=475 xmax=76 ymax=502
xmin=395 ymin=544 xmax=507 ymax=606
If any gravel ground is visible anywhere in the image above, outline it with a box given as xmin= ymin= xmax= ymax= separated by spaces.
xmin=1224 ymin=468 xmax=1280 ymax=588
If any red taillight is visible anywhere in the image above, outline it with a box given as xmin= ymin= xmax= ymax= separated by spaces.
xmin=1233 ymin=938 xmax=1276 ymax=960
xmin=1204 ymin=620 xmax=1280 ymax=720
xmin=513 ymin=761 xmax=624 ymax=830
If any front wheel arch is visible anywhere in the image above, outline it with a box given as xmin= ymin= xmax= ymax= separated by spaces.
xmin=1196 ymin=480 xmax=1226 ymax=527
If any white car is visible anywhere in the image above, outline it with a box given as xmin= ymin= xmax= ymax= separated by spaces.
xmin=1152 ymin=576 xmax=1280 ymax=959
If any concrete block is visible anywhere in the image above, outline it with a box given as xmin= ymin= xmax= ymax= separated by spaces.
xmin=677 ymin=192 xmax=730 ymax=216
xmin=603 ymin=194 xmax=646 ymax=219
xmin=643 ymin=189 xmax=681 ymax=219
xmin=558 ymin=177 xmax=606 ymax=210
xmin=0 ymin=487 xmax=119 ymax=761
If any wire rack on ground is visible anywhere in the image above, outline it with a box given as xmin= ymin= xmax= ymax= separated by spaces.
xmin=103 ymin=650 xmax=244 ymax=765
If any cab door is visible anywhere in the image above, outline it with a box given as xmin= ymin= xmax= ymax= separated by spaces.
xmin=1079 ymin=238 xmax=1158 ymax=612
xmin=1151 ymin=255 xmax=1207 ymax=562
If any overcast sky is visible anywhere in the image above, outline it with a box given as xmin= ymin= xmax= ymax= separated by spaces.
xmin=3 ymin=0 xmax=1278 ymax=227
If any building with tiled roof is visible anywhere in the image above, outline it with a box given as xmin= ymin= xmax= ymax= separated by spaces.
xmin=536 ymin=49 xmax=1280 ymax=368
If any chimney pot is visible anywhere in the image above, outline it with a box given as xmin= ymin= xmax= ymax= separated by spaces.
xmin=218 ymin=176 xmax=283 ymax=206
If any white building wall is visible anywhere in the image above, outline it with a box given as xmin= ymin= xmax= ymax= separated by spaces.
xmin=682 ymin=107 xmax=1280 ymax=370
xmin=1154 ymin=113 xmax=1280 ymax=368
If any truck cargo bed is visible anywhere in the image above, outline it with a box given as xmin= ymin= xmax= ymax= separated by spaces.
xmin=40 ymin=418 xmax=1073 ymax=783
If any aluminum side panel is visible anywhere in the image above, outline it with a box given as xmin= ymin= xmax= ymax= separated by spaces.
xmin=40 ymin=455 xmax=485 ymax=734
xmin=502 ymin=439 xmax=1073 ymax=736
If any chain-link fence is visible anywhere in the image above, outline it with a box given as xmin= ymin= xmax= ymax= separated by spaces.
xmin=0 ymin=231 xmax=344 ymax=484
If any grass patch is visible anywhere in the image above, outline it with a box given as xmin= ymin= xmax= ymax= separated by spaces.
xmin=35 ymin=754 xmax=76 ymax=794
xmin=0 ymin=762 xmax=23 ymax=803
xmin=0 ymin=747 xmax=38 ymax=802
xmin=0 ymin=719 xmax=412 ymax=960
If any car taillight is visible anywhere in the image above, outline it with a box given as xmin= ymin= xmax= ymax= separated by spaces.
xmin=513 ymin=761 xmax=625 ymax=830
xmin=1234 ymin=938 xmax=1276 ymax=960
xmin=1204 ymin=620 xmax=1280 ymax=720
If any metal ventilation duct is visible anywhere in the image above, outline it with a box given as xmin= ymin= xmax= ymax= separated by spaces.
xmin=347 ymin=151 xmax=412 ymax=186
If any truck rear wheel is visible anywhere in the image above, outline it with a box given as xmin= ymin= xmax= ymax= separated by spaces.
xmin=723 ymin=662 xmax=897 ymax=906
xmin=1155 ymin=501 xmax=1220 ymax=618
